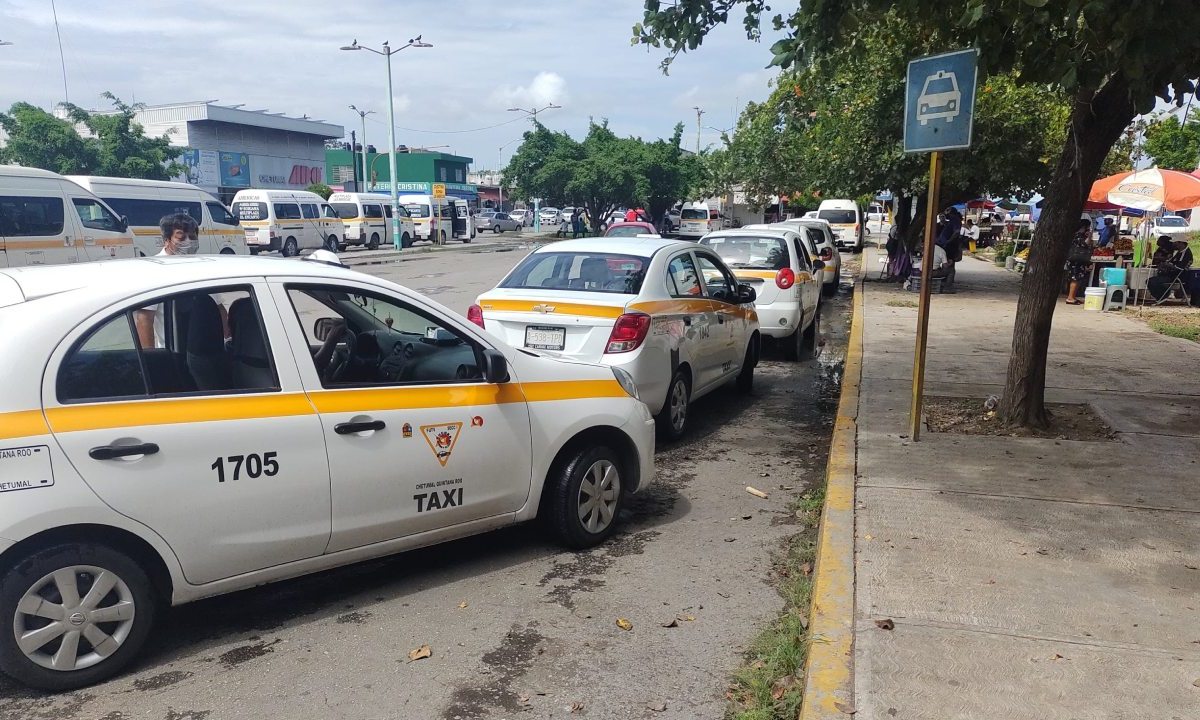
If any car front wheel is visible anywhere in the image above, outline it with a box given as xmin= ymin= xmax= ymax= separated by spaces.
xmin=0 ymin=543 xmax=158 ymax=691
xmin=656 ymin=370 xmax=691 ymax=441
xmin=545 ymin=445 xmax=625 ymax=549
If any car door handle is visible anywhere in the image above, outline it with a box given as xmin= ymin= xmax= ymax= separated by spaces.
xmin=334 ymin=419 xmax=386 ymax=435
xmin=89 ymin=443 xmax=159 ymax=460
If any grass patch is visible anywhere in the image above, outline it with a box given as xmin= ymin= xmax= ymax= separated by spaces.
xmin=885 ymin=299 xmax=918 ymax=308
xmin=726 ymin=487 xmax=826 ymax=720
xmin=1125 ymin=307 xmax=1200 ymax=343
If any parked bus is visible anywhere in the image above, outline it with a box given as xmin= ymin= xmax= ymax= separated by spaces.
xmin=328 ymin=192 xmax=416 ymax=249
xmin=230 ymin=189 xmax=342 ymax=256
xmin=1 ymin=165 xmax=134 ymax=267
xmin=67 ymin=176 xmax=247 ymax=257
xmin=398 ymin=194 xmax=454 ymax=244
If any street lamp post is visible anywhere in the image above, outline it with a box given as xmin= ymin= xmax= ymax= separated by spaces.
xmin=506 ymin=104 xmax=561 ymax=231
xmin=341 ymin=36 xmax=432 ymax=250
xmin=497 ymin=137 xmax=521 ymax=213
xmin=349 ymin=105 xmax=374 ymax=190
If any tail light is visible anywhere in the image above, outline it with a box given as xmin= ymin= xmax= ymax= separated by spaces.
xmin=467 ymin=304 xmax=485 ymax=328
xmin=854 ymin=223 xmax=860 ymax=234
xmin=605 ymin=313 xmax=652 ymax=354
xmin=776 ymin=268 xmax=796 ymax=289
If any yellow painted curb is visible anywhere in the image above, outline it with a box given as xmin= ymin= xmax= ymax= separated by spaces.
xmin=799 ymin=272 xmax=864 ymax=718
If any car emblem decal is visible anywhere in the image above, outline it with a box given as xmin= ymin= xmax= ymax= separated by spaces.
xmin=532 ymin=304 xmax=556 ymax=313
xmin=421 ymin=422 xmax=463 ymax=467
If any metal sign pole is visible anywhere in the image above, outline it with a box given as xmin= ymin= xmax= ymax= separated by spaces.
xmin=909 ymin=150 xmax=943 ymax=440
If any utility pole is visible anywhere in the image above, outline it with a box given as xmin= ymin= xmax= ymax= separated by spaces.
xmin=508 ymin=103 xmax=562 ymax=126
xmin=693 ymin=106 xmax=705 ymax=154
xmin=349 ymin=105 xmax=374 ymax=191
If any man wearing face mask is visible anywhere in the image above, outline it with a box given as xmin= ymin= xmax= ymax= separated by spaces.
xmin=135 ymin=214 xmax=202 ymax=347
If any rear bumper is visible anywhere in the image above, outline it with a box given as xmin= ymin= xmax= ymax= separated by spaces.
xmin=755 ymin=300 xmax=802 ymax=338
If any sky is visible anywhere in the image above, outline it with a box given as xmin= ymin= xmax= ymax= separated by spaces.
xmin=0 ymin=0 xmax=785 ymax=170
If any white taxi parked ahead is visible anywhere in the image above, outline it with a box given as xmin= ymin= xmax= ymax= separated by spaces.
xmin=471 ymin=237 xmax=761 ymax=440
xmin=0 ymin=254 xmax=654 ymax=690
xmin=699 ymin=228 xmax=823 ymax=361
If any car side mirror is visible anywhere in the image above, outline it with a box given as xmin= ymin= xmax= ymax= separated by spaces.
xmin=118 ymin=216 xmax=129 ymax=233
xmin=313 ymin=317 xmax=340 ymax=342
xmin=736 ymin=284 xmax=757 ymax=304
xmin=812 ymin=260 xmax=826 ymax=271
xmin=481 ymin=348 xmax=509 ymax=384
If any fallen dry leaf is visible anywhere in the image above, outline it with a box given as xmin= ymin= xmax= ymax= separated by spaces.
xmin=864 ymin=534 xmax=874 ymax=541
xmin=1192 ymin=678 xmax=1200 ymax=688
xmin=647 ymin=701 xmax=668 ymax=712
xmin=801 ymin=562 xmax=813 ymax=576
xmin=798 ymin=615 xmax=809 ymax=629
xmin=518 ymin=693 xmax=531 ymax=706
xmin=407 ymin=644 xmax=432 ymax=662
xmin=570 ymin=701 xmax=585 ymax=713
xmin=1052 ymin=653 xmax=1065 ymax=660
xmin=616 ymin=618 xmax=633 ymax=631
xmin=770 ymin=675 xmax=796 ymax=700
xmin=678 ymin=614 xmax=696 ymax=622
xmin=746 ymin=486 xmax=769 ymax=499
xmin=751 ymin=659 xmax=766 ymax=670
xmin=834 ymin=701 xmax=857 ymax=714
xmin=874 ymin=618 xmax=895 ymax=631
xmin=457 ymin=601 xmax=469 ymax=609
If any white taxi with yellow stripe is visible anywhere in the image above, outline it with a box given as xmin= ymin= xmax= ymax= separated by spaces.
xmin=0 ymin=254 xmax=653 ymax=690
xmin=698 ymin=228 xmax=823 ymax=361
xmin=471 ymin=237 xmax=761 ymax=440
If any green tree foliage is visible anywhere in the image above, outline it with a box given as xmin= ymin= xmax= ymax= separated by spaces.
xmin=1142 ymin=116 xmax=1200 ymax=171
xmin=504 ymin=120 xmax=693 ymax=230
xmin=635 ymin=0 xmax=1200 ymax=429
xmin=0 ymin=94 xmax=183 ymax=180
xmin=306 ymin=183 xmax=334 ymax=200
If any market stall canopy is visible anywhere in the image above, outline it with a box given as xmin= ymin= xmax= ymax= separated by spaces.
xmin=1088 ymin=168 xmax=1200 ymax=212
xmin=965 ymin=198 xmax=996 ymax=209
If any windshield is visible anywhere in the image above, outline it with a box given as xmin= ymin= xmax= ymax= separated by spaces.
xmin=681 ymin=208 xmax=708 ymax=220
xmin=331 ymin=203 xmax=359 ymax=219
xmin=924 ymin=77 xmax=955 ymax=95
xmin=701 ymin=235 xmax=789 ymax=270
xmin=818 ymin=209 xmax=856 ymax=224
xmin=1158 ymin=217 xmax=1188 ymax=227
xmin=403 ymin=204 xmax=430 ymax=218
xmin=232 ymin=202 xmax=267 ymax=222
xmin=541 ymin=207 xmax=558 ymax=214
xmin=501 ymin=251 xmax=648 ymax=294
xmin=606 ymin=225 xmax=648 ymax=237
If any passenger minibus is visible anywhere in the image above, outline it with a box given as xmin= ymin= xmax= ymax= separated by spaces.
xmin=230 ymin=189 xmax=342 ymax=256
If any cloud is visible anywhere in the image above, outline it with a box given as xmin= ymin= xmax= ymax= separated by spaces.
xmin=489 ymin=72 xmax=569 ymax=111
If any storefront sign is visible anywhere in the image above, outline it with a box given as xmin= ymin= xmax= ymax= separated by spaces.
xmin=250 ymin=155 xmax=327 ymax=190
xmin=219 ymin=152 xmax=251 ymax=188
xmin=180 ymin=149 xmax=220 ymax=190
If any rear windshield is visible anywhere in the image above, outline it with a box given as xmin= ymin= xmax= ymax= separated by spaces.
xmin=501 ymin=252 xmax=648 ymax=294
xmin=681 ymin=208 xmax=708 ymax=220
xmin=1158 ymin=216 xmax=1188 ymax=227
xmin=232 ymin=202 xmax=267 ymax=221
xmin=606 ymin=225 xmax=648 ymax=237
xmin=701 ymin=235 xmax=789 ymax=270
xmin=403 ymin=203 xmax=430 ymax=218
xmin=331 ymin=203 xmax=359 ymax=219
xmin=817 ymin=209 xmax=856 ymax=224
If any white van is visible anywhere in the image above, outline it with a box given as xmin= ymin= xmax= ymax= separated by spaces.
xmin=450 ymin=198 xmax=475 ymax=242
xmin=817 ymin=199 xmax=865 ymax=252
xmin=398 ymin=194 xmax=454 ymax=244
xmin=230 ymin=189 xmax=342 ymax=256
xmin=678 ymin=201 xmax=731 ymax=239
xmin=327 ymin=192 xmax=416 ymax=250
xmin=0 ymin=165 xmax=135 ymax=268
xmin=66 ymin=176 xmax=247 ymax=257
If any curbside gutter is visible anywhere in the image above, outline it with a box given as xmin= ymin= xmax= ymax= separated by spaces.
xmin=799 ymin=274 xmax=863 ymax=718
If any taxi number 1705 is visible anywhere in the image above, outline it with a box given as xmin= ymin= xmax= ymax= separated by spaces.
xmin=211 ymin=452 xmax=279 ymax=483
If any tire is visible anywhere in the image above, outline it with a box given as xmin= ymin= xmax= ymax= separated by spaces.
xmin=462 ymin=232 xmax=472 ymax=244
xmin=0 ymin=543 xmax=158 ymax=691
xmin=219 ymin=247 xmax=234 ymax=255
xmin=400 ymin=233 xmax=413 ymax=249
xmin=367 ymin=233 xmax=380 ymax=251
xmin=325 ymin=234 xmax=339 ymax=252
xmin=493 ymin=226 xmax=501 ymax=234
xmin=281 ymin=237 xmax=298 ymax=257
xmin=736 ymin=337 xmax=757 ymax=393
xmin=801 ymin=310 xmax=820 ymax=360
xmin=783 ymin=325 xmax=802 ymax=361
xmin=545 ymin=445 xmax=625 ymax=549
xmin=655 ymin=370 xmax=691 ymax=441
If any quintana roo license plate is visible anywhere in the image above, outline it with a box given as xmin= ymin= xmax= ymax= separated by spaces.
xmin=0 ymin=445 xmax=55 ymax=492
xmin=525 ymin=325 xmax=566 ymax=351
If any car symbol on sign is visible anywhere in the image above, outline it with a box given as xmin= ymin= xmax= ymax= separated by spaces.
xmin=917 ymin=70 xmax=961 ymax=126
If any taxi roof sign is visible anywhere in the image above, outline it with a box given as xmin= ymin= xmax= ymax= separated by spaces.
xmin=904 ymin=48 xmax=978 ymax=153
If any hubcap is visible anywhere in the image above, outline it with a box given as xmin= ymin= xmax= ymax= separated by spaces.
xmin=670 ymin=379 xmax=688 ymax=432
xmin=14 ymin=566 xmax=136 ymax=672
xmin=577 ymin=459 xmax=621 ymax=534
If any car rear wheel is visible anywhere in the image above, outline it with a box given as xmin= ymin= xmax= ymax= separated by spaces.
xmin=325 ymin=234 xmax=339 ymax=252
xmin=801 ymin=310 xmax=820 ymax=359
xmin=400 ymin=233 xmax=413 ymax=249
xmin=545 ymin=445 xmax=625 ymax=549
xmin=0 ymin=543 xmax=158 ymax=691
xmin=656 ymin=370 xmax=691 ymax=441
xmin=367 ymin=233 xmax=380 ymax=250
xmin=493 ymin=226 xmax=501 ymax=234
xmin=783 ymin=324 xmax=803 ymax=361
xmin=281 ymin=237 xmax=299 ymax=257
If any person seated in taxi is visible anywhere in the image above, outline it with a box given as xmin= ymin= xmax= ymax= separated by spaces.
xmin=572 ymin=257 xmax=613 ymax=291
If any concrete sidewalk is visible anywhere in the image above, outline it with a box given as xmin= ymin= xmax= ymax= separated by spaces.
xmin=850 ymin=249 xmax=1200 ymax=719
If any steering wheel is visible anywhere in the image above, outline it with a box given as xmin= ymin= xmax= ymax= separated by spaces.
xmin=324 ymin=327 xmax=358 ymax=383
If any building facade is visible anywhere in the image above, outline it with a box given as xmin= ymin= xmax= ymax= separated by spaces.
xmin=124 ymin=101 xmax=344 ymax=203
xmin=326 ymin=148 xmax=477 ymax=204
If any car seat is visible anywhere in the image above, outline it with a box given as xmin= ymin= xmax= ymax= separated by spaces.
xmin=573 ymin=257 xmax=612 ymax=290
xmin=228 ymin=298 xmax=275 ymax=389
xmin=185 ymin=294 xmax=233 ymax=391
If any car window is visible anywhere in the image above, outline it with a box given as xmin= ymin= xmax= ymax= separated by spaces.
xmin=321 ymin=204 xmax=340 ymax=219
xmin=301 ymin=203 xmax=319 ymax=220
xmin=700 ymin=235 xmax=789 ymax=270
xmin=72 ymin=198 xmax=123 ymax=232
xmin=817 ymin=209 xmax=856 ymax=224
xmin=666 ymin=254 xmax=703 ymax=297
xmin=103 ymin=198 xmax=202 ymax=227
xmin=58 ymin=286 xmax=278 ymax=403
xmin=501 ymin=252 xmax=647 ymax=294
xmin=207 ymin=201 xmax=238 ymax=226
xmin=274 ymin=203 xmax=302 ymax=220
xmin=286 ymin=285 xmax=483 ymax=388
xmin=232 ymin=201 xmax=267 ymax=222
xmin=402 ymin=203 xmax=429 ymax=218
xmin=0 ymin=195 xmax=65 ymax=236
xmin=695 ymin=253 xmax=737 ymax=302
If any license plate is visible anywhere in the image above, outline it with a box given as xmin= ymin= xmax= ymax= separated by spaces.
xmin=0 ymin=445 xmax=54 ymax=492
xmin=525 ymin=325 xmax=565 ymax=350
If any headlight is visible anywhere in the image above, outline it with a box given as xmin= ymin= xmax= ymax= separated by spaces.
xmin=612 ymin=367 xmax=640 ymax=401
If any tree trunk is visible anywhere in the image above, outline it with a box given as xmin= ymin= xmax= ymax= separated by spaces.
xmin=999 ymin=78 xmax=1136 ymax=428
xmin=904 ymin=192 xmax=927 ymax=251
xmin=894 ymin=193 xmax=913 ymax=237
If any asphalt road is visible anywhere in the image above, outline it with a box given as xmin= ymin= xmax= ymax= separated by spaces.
xmin=0 ymin=244 xmax=858 ymax=720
